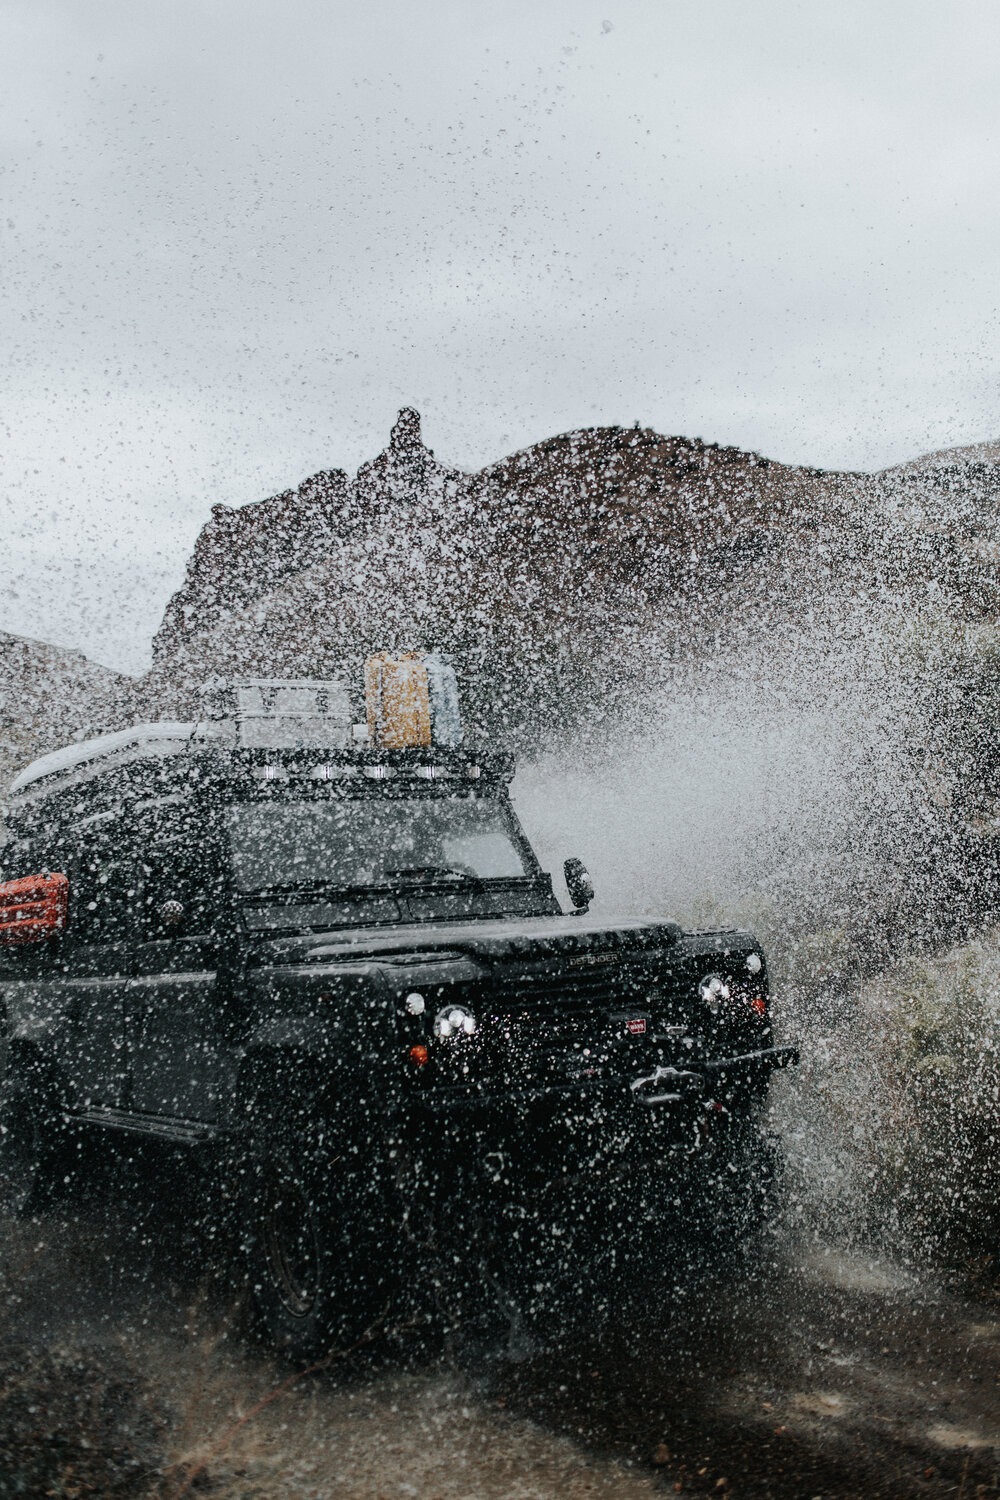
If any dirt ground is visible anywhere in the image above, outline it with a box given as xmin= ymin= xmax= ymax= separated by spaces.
xmin=0 ymin=1153 xmax=998 ymax=1500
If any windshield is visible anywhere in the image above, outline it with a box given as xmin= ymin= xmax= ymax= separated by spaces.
xmin=226 ymin=795 xmax=532 ymax=892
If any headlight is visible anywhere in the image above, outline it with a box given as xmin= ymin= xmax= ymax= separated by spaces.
xmin=434 ymin=1004 xmax=478 ymax=1039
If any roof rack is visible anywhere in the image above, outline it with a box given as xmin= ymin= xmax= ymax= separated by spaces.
xmin=201 ymin=676 xmax=353 ymax=750
xmin=4 ymin=675 xmax=499 ymax=816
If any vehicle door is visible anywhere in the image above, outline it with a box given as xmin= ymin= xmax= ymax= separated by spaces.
xmin=124 ymin=810 xmax=225 ymax=1122
xmin=0 ymin=826 xmax=132 ymax=1111
xmin=53 ymin=815 xmax=137 ymax=1109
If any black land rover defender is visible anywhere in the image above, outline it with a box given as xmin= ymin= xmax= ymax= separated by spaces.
xmin=0 ymin=682 xmax=797 ymax=1355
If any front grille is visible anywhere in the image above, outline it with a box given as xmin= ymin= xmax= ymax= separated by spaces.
xmin=412 ymin=950 xmax=760 ymax=1102
xmin=433 ymin=961 xmax=655 ymax=1091
xmin=490 ymin=962 xmax=637 ymax=1022
xmin=460 ymin=1015 xmax=623 ymax=1091
xmin=419 ymin=956 xmax=706 ymax=1098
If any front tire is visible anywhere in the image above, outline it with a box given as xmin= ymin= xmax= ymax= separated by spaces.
xmin=239 ymin=1125 xmax=394 ymax=1361
xmin=691 ymin=1121 xmax=782 ymax=1247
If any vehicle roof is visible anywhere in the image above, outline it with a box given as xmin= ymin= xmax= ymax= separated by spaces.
xmin=7 ymin=722 xmax=208 ymax=799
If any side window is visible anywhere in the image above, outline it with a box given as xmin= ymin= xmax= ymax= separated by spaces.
xmin=71 ymin=844 xmax=137 ymax=944
xmin=136 ymin=841 xmax=219 ymax=937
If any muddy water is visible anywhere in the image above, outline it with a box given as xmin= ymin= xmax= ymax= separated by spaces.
xmin=3 ymin=965 xmax=997 ymax=1491
xmin=497 ymin=1245 xmax=1000 ymax=1500
xmin=1 ymin=1149 xmax=997 ymax=1500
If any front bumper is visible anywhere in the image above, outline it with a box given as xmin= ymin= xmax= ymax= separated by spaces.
xmin=407 ymin=1043 xmax=800 ymax=1116
xmin=396 ymin=1048 xmax=798 ymax=1213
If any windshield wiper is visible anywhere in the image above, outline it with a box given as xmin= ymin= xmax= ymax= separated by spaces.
xmin=241 ymin=870 xmax=533 ymax=897
xmin=242 ymin=880 xmax=385 ymax=898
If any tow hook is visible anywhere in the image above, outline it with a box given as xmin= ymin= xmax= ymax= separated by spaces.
xmin=630 ymin=1066 xmax=706 ymax=1107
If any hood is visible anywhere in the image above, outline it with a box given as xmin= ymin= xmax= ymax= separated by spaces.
xmin=250 ymin=911 xmax=687 ymax=970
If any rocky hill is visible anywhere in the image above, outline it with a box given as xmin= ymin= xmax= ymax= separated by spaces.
xmin=0 ymin=632 xmax=134 ymax=795
xmin=4 ymin=411 xmax=1000 ymax=957
xmin=145 ymin=409 xmax=883 ymax=741
xmin=6 ymin=407 xmax=1000 ymax=798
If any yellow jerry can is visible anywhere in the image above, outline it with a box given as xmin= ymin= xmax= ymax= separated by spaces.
xmin=364 ymin=652 xmax=432 ymax=749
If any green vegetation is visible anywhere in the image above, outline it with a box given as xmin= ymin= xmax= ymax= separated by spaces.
xmin=873 ymin=933 xmax=1000 ymax=1258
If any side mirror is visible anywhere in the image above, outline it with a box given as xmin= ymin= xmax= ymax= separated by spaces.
xmin=563 ymin=857 xmax=594 ymax=914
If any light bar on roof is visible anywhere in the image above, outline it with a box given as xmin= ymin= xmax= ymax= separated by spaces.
xmin=202 ymin=677 xmax=352 ymax=751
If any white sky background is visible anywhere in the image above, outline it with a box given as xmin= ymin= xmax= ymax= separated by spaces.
xmin=3 ymin=0 xmax=1000 ymax=675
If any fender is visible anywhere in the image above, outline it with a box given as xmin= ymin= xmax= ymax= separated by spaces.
xmin=230 ymin=1016 xmax=397 ymax=1136
xmin=232 ymin=1038 xmax=395 ymax=1140
xmin=0 ymin=985 xmax=73 ymax=1082
xmin=244 ymin=1014 xmax=349 ymax=1060
xmin=239 ymin=966 xmax=397 ymax=1070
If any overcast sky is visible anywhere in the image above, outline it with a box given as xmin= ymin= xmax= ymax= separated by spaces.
xmin=4 ymin=0 xmax=1000 ymax=674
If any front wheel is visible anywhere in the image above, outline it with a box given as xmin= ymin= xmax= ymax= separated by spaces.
xmin=239 ymin=1130 xmax=395 ymax=1361
xmin=689 ymin=1121 xmax=782 ymax=1247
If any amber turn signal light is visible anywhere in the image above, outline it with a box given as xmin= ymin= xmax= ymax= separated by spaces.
xmin=408 ymin=1043 xmax=430 ymax=1068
